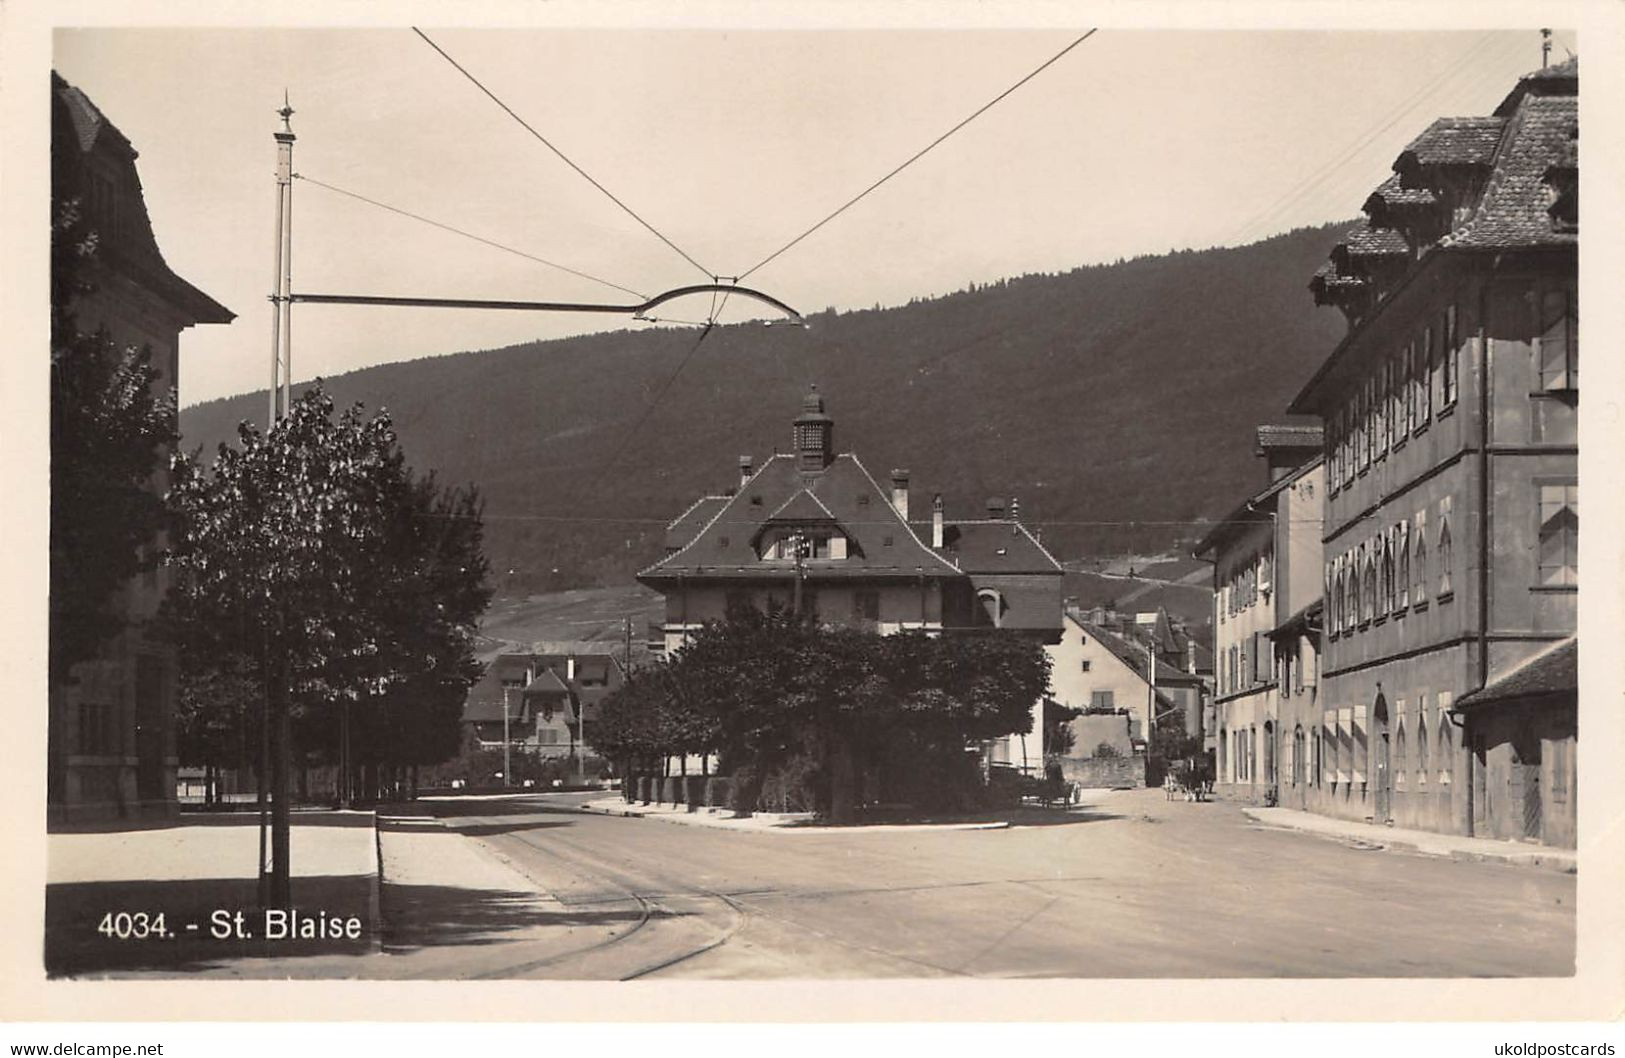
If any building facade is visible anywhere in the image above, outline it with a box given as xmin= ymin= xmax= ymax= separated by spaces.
xmin=1288 ymin=59 xmax=1577 ymax=846
xmin=638 ymin=388 xmax=1064 ymax=762
xmin=1196 ymin=428 xmax=1325 ymax=804
xmin=48 ymin=74 xmax=235 ymax=822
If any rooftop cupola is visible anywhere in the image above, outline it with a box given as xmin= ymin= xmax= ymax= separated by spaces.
xmin=793 ymin=384 xmax=834 ymax=473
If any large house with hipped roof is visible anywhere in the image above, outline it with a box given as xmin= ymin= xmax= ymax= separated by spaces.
xmin=1290 ymin=57 xmax=1577 ymax=846
xmin=638 ymin=387 xmax=1065 ymax=768
xmin=49 ymin=73 xmax=235 ymax=822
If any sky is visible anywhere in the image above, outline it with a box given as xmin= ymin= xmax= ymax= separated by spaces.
xmin=51 ymin=24 xmax=1578 ymax=408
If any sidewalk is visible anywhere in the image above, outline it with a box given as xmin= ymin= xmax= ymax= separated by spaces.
xmin=45 ymin=810 xmax=379 ymax=977
xmin=580 ymin=798 xmax=1012 ymax=833
xmin=1243 ymin=805 xmax=1578 ymax=871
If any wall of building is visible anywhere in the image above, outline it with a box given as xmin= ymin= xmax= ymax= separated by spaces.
xmin=663 ymin=578 xmax=945 ymax=653
xmin=1055 ymin=752 xmax=1144 ymax=790
xmin=1046 ymin=619 xmax=1155 ymax=741
xmin=50 ymin=270 xmax=194 ymax=823
xmin=1314 ymin=260 xmax=1576 ymax=846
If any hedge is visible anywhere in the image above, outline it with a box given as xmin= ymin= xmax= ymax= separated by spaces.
xmin=705 ymin=776 xmax=735 ymax=810
xmin=683 ymin=775 xmax=709 ymax=811
xmin=661 ymin=775 xmax=681 ymax=805
xmin=636 ymin=776 xmax=652 ymax=804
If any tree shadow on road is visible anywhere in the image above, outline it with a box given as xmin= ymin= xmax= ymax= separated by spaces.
xmin=379 ymin=882 xmax=684 ymax=955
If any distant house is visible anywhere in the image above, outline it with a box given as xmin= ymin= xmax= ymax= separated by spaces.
xmin=461 ymin=643 xmax=625 ymax=759
xmin=48 ymin=73 xmax=235 ymax=822
xmin=638 ymin=387 xmax=1064 ymax=766
xmin=1044 ymin=607 xmax=1206 ymax=787
xmin=1291 ymin=58 xmax=1577 ymax=847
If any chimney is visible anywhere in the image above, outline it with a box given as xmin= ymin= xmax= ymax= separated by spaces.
xmin=566 ymin=656 xmax=576 ymax=682
xmin=932 ymin=493 xmax=945 ymax=548
xmin=738 ymin=455 xmax=753 ymax=491
xmin=890 ymin=469 xmax=910 ymax=520
xmin=986 ymin=496 xmax=1006 ymax=520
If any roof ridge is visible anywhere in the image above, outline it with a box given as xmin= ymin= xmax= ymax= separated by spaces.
xmin=637 ymin=454 xmax=794 ymax=577
xmin=843 ymin=454 xmax=964 ymax=574
xmin=666 ymin=493 xmax=730 ymax=531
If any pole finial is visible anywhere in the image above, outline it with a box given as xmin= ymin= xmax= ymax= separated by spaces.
xmin=1541 ymin=28 xmax=1552 ymax=68
xmin=278 ymin=90 xmax=295 ymax=134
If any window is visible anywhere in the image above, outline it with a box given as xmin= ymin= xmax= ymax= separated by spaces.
xmin=1349 ymin=549 xmax=1362 ymax=626
xmin=78 ymin=701 xmax=112 ymax=756
xmin=1413 ymin=510 xmax=1429 ymax=606
xmin=1438 ymin=497 xmax=1454 ymax=597
xmin=1239 ymin=637 xmax=1249 ymax=688
xmin=1363 ymin=545 xmax=1378 ymax=624
xmin=1080 ymin=659 xmax=1092 ymax=672
xmin=1538 ymin=483 xmax=1578 ymax=586
xmin=1443 ymin=304 xmax=1460 ymax=406
xmin=1352 ymin=705 xmax=1369 ymax=785
xmin=857 ymin=494 xmax=871 ymax=507
xmin=1538 ymin=289 xmax=1577 ymax=393
xmin=1376 ymin=361 xmax=1389 ymax=456
xmin=1361 ymin=383 xmax=1374 ymax=470
xmin=1395 ymin=717 xmax=1408 ymax=788
xmin=1396 ymin=522 xmax=1410 ymax=610
xmin=1416 ymin=702 xmax=1430 ymax=785
xmin=1403 ymin=341 xmax=1417 ymax=435
xmin=1324 ymin=561 xmax=1335 ymax=633
xmin=1420 ymin=324 xmax=1434 ymax=424
xmin=1090 ymin=690 xmax=1115 ymax=711
xmin=882 ymin=534 xmax=894 ymax=548
xmin=1312 ymin=728 xmax=1321 ymax=787
xmin=1380 ymin=533 xmax=1394 ymax=615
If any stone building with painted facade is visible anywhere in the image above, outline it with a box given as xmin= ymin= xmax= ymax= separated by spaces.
xmin=1196 ymin=426 xmax=1325 ymax=803
xmin=1288 ymin=59 xmax=1578 ymax=846
xmin=48 ymin=74 xmax=235 ymax=821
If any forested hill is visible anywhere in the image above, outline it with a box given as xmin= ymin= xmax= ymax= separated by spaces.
xmin=180 ymin=222 xmax=1350 ymax=594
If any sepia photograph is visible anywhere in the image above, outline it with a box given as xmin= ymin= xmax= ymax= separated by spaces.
xmin=5 ymin=2 xmax=1623 ymax=1035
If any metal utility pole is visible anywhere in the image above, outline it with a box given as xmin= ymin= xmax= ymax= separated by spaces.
xmin=260 ymin=94 xmax=297 ymax=911
xmin=502 ymin=685 xmax=512 ymax=788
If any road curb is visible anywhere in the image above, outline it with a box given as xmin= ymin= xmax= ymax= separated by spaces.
xmin=579 ymin=801 xmax=1011 ymax=834
xmin=369 ymin=810 xmax=384 ymax=955
xmin=1243 ymin=807 xmax=1577 ymax=872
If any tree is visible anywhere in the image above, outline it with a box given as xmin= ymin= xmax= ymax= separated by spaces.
xmin=593 ymin=600 xmax=1052 ymax=823
xmin=49 ymin=193 xmax=176 ymax=680
xmin=165 ymin=385 xmax=489 ymax=901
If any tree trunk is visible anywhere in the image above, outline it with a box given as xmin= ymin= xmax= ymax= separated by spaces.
xmin=829 ymin=737 xmax=858 ymax=825
xmin=410 ymin=764 xmax=419 ymax=800
xmin=270 ymin=667 xmax=292 ymax=909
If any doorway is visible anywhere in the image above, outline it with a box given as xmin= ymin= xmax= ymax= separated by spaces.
xmin=1510 ymin=724 xmax=1543 ymax=842
xmin=1373 ymin=693 xmax=1391 ymax=823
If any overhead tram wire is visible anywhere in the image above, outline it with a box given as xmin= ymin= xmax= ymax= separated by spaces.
xmin=600 ymin=319 xmax=717 ymax=472
xmin=294 ymin=173 xmax=647 ymax=299
xmin=737 ymin=29 xmax=1100 ymax=282
xmin=1228 ymin=31 xmax=1507 ymax=246
xmin=412 ymin=27 xmax=714 ymax=282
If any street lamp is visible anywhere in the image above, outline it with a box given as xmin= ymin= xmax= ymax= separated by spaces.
xmin=502 ymin=685 xmax=511 ymax=788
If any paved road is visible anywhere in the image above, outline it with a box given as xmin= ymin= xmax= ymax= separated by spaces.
xmin=390 ymin=788 xmax=1574 ymax=979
